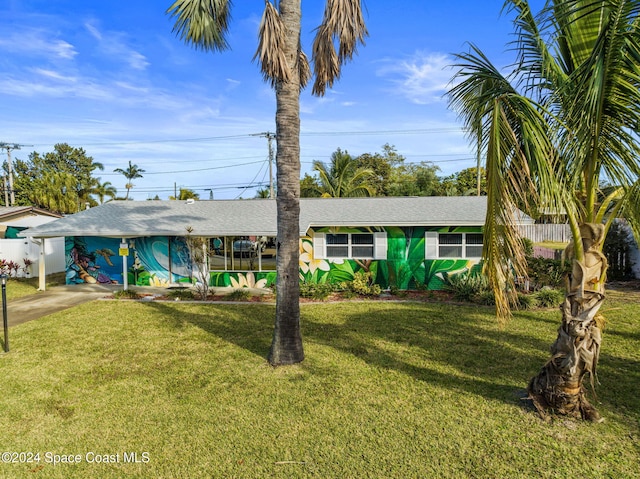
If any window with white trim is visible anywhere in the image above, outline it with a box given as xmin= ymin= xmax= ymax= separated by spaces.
xmin=314 ymin=232 xmax=387 ymax=260
xmin=425 ymin=232 xmax=483 ymax=259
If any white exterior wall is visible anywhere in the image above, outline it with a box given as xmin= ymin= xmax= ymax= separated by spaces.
xmin=0 ymin=237 xmax=65 ymax=277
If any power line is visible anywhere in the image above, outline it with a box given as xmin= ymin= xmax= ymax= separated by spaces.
xmin=28 ymin=127 xmax=467 ymax=149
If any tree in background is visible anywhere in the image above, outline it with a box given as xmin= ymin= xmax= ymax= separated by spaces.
xmin=167 ymin=0 xmax=368 ymax=366
xmin=386 ymin=161 xmax=442 ymax=196
xmin=441 ymin=167 xmax=487 ymax=196
xmin=92 ymin=180 xmax=118 ymax=204
xmin=309 ymin=148 xmax=375 ymax=197
xmin=254 ymin=188 xmax=272 ymax=199
xmin=354 ymin=143 xmax=404 ymax=196
xmin=113 ymin=160 xmax=145 ymax=200
xmin=13 ymin=143 xmax=104 ymax=213
xmin=170 ymin=188 xmax=200 ymax=200
xmin=448 ymin=0 xmax=640 ymax=422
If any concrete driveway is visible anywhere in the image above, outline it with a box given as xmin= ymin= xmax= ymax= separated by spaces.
xmin=4 ymin=284 xmax=143 ymax=327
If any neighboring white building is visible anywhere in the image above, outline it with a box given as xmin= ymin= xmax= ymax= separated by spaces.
xmin=0 ymin=206 xmax=65 ymax=278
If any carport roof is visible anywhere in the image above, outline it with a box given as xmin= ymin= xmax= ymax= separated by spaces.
xmin=21 ymin=196 xmax=525 ymax=239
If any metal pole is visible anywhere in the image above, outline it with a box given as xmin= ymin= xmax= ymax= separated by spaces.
xmin=267 ymin=133 xmax=275 ymax=199
xmin=2 ymin=275 xmax=8 ymax=352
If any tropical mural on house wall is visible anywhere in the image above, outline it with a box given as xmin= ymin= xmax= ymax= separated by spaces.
xmin=300 ymin=226 xmax=482 ymax=290
xmin=66 ymin=226 xmax=483 ymax=290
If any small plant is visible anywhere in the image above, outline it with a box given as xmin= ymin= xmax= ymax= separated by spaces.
xmin=443 ymin=270 xmax=491 ymax=303
xmin=516 ymin=292 xmax=538 ymax=310
xmin=526 ymin=256 xmax=569 ymax=290
xmin=167 ymin=288 xmax=196 ymax=301
xmin=533 ymin=287 xmax=565 ymax=308
xmin=300 ymin=282 xmax=336 ymax=300
xmin=474 ymin=289 xmax=496 ymax=306
xmin=113 ymin=289 xmax=141 ymax=300
xmin=225 ymin=289 xmax=251 ymax=301
xmin=22 ymin=258 xmax=33 ymax=276
xmin=341 ymin=271 xmax=381 ymax=297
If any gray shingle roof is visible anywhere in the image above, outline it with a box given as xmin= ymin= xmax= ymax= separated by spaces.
xmin=21 ymin=196 xmax=522 ymax=239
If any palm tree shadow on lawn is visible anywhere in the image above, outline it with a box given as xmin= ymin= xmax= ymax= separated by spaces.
xmin=303 ymin=303 xmax=557 ymax=409
xmin=145 ymin=301 xmax=562 ymax=410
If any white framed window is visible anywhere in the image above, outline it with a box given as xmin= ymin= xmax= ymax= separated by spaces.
xmin=425 ymin=232 xmax=483 ymax=259
xmin=314 ymin=232 xmax=387 ymax=260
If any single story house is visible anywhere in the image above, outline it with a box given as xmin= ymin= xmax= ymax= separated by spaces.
xmin=0 ymin=206 xmax=64 ymax=277
xmin=21 ymin=197 xmax=534 ymax=291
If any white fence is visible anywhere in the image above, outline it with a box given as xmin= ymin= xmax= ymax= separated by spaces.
xmin=517 ymin=224 xmax=572 ymax=243
xmin=0 ymin=237 xmax=65 ymax=277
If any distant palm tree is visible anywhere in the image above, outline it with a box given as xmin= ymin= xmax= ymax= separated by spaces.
xmin=92 ymin=180 xmax=118 ymax=204
xmin=170 ymin=188 xmax=200 ymax=200
xmin=113 ymin=161 xmax=145 ymax=200
xmin=255 ymin=188 xmax=271 ymax=199
xmin=312 ymin=149 xmax=375 ymax=197
xmin=167 ymin=0 xmax=368 ymax=366
xmin=448 ymin=0 xmax=640 ymax=421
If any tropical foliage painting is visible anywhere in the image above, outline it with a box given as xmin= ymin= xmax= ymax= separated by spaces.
xmin=301 ymin=227 xmax=481 ymax=290
xmin=66 ymin=228 xmax=482 ymax=290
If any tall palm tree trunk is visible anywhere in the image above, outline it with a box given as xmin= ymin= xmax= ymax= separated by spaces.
xmin=268 ymin=0 xmax=304 ymax=365
xmin=528 ymin=223 xmax=607 ymax=422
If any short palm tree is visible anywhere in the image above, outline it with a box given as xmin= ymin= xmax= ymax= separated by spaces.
xmin=92 ymin=179 xmax=118 ymax=205
xmin=312 ymin=149 xmax=375 ymax=197
xmin=448 ymin=0 xmax=640 ymax=421
xmin=113 ymin=161 xmax=145 ymax=200
xmin=167 ymin=0 xmax=368 ymax=365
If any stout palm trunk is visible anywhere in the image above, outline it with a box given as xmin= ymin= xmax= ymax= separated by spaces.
xmin=269 ymin=0 xmax=304 ymax=364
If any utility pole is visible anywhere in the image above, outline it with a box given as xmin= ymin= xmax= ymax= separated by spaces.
xmin=252 ymin=132 xmax=276 ymax=199
xmin=0 ymin=142 xmax=33 ymax=207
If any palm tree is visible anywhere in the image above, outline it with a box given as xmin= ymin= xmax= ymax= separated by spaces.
xmin=448 ymin=0 xmax=640 ymax=422
xmin=92 ymin=180 xmax=118 ymax=204
xmin=170 ymin=188 xmax=200 ymax=200
xmin=311 ymin=149 xmax=375 ymax=197
xmin=167 ymin=0 xmax=367 ymax=366
xmin=113 ymin=161 xmax=145 ymax=200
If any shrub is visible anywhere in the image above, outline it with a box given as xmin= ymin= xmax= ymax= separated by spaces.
xmin=444 ymin=270 xmax=491 ymax=303
xmin=225 ymin=289 xmax=251 ymax=301
xmin=603 ymin=219 xmax=637 ymax=280
xmin=533 ymin=287 xmax=564 ymax=308
xmin=166 ymin=288 xmax=196 ymax=300
xmin=300 ymin=282 xmax=336 ymax=300
xmin=516 ymin=292 xmax=538 ymax=310
xmin=113 ymin=289 xmax=141 ymax=300
xmin=526 ymin=256 xmax=569 ymax=290
xmin=474 ymin=289 xmax=496 ymax=306
xmin=342 ymin=271 xmax=381 ymax=297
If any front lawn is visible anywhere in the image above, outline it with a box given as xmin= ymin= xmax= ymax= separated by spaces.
xmin=0 ymin=293 xmax=638 ymax=478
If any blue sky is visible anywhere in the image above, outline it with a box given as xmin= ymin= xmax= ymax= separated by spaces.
xmin=1 ymin=0 xmax=544 ymax=200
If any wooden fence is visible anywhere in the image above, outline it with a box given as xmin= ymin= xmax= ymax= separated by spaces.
xmin=517 ymin=224 xmax=571 ymax=243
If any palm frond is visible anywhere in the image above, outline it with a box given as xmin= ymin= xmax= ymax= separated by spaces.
xmin=253 ymin=1 xmax=291 ymax=87
xmin=311 ymin=0 xmax=368 ymax=96
xmin=167 ymin=0 xmax=231 ymax=51
xmin=323 ymin=0 xmax=368 ymax=61
xmin=449 ymin=46 xmax=558 ymax=322
xmin=299 ymin=48 xmax=312 ymax=89
xmin=311 ymin=23 xmax=340 ymax=96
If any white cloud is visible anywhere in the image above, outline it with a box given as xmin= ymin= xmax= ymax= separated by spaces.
xmin=0 ymin=30 xmax=77 ymax=59
xmin=377 ymin=51 xmax=453 ymax=105
xmin=84 ymin=21 xmax=149 ymax=71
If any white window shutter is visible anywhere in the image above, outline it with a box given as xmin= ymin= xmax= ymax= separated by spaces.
xmin=425 ymin=231 xmax=438 ymax=259
xmin=313 ymin=233 xmax=326 ymax=259
xmin=373 ymin=232 xmax=387 ymax=259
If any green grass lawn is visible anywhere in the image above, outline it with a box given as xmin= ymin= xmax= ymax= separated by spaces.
xmin=0 ymin=291 xmax=638 ymax=478
xmin=3 ymin=273 xmax=66 ymax=301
